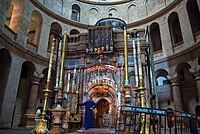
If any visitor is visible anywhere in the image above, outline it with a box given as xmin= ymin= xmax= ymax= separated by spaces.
xmin=35 ymin=106 xmax=43 ymax=127
xmin=78 ymin=96 xmax=97 ymax=130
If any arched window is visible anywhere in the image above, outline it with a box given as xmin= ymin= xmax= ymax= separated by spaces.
xmin=89 ymin=8 xmax=99 ymax=25
xmin=187 ymin=0 xmax=200 ymax=41
xmin=27 ymin=11 xmax=43 ymax=46
xmin=108 ymin=8 xmax=118 ymax=18
xmin=71 ymin=4 xmax=80 ymax=21
xmin=150 ymin=23 xmax=162 ymax=53
xmin=12 ymin=61 xmax=35 ymax=127
xmin=155 ymin=69 xmax=169 ymax=86
xmin=70 ymin=29 xmax=80 ymax=35
xmin=5 ymin=0 xmax=24 ymax=32
xmin=168 ymin=12 xmax=183 ymax=46
xmin=176 ymin=62 xmax=192 ymax=82
xmin=48 ymin=22 xmax=62 ymax=52
xmin=156 ymin=76 xmax=167 ymax=86
xmin=128 ymin=4 xmax=138 ymax=23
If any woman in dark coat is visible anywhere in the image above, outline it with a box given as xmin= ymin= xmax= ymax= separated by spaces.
xmin=79 ymin=96 xmax=97 ymax=129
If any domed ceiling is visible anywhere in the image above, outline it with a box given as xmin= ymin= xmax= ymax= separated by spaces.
xmin=78 ymin=0 xmax=132 ymax=4
xmin=83 ymin=0 xmax=126 ymax=2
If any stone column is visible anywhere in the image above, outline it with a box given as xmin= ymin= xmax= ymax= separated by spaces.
xmin=24 ymin=71 xmax=44 ymax=128
xmin=168 ymin=73 xmax=183 ymax=111
xmin=190 ymin=65 xmax=200 ymax=102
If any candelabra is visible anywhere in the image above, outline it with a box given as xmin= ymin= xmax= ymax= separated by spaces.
xmin=123 ymin=26 xmax=131 ymax=104
xmin=132 ymin=29 xmax=150 ymax=134
xmin=31 ymin=39 xmax=56 ymax=134
xmin=49 ymin=33 xmax=67 ymax=134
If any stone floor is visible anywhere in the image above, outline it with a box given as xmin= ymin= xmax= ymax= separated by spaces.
xmin=0 ymin=128 xmax=31 ymax=134
xmin=0 ymin=127 xmax=115 ymax=134
xmin=76 ymin=128 xmax=115 ymax=133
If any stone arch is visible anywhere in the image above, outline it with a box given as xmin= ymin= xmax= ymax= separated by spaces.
xmin=12 ymin=61 xmax=36 ymax=127
xmin=27 ymin=10 xmax=43 ymax=46
xmin=175 ymin=62 xmax=197 ymax=112
xmin=127 ymin=4 xmax=138 ymax=23
xmin=47 ymin=22 xmax=62 ymax=52
xmin=0 ymin=48 xmax=12 ymax=115
xmin=150 ymin=22 xmax=162 ymax=53
xmin=168 ymin=12 xmax=183 ymax=46
xmin=88 ymin=83 xmax=117 ymax=99
xmin=89 ymin=7 xmax=99 ymax=25
xmin=95 ymin=98 xmax=111 ymax=127
xmin=108 ymin=7 xmax=118 ymax=17
xmin=175 ymin=62 xmax=192 ymax=81
xmin=187 ymin=0 xmax=200 ymax=41
xmin=69 ymin=29 xmax=80 ymax=35
xmin=5 ymin=0 xmax=24 ymax=32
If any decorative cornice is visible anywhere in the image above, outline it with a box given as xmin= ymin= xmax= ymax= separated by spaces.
xmin=30 ymin=0 xmax=182 ymax=29
xmin=77 ymin=0 xmax=133 ymax=5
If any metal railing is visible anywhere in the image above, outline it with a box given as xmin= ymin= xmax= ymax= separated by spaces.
xmin=115 ymin=106 xmax=198 ymax=134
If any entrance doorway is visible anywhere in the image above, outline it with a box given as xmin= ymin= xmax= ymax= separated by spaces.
xmin=96 ymin=99 xmax=110 ymax=127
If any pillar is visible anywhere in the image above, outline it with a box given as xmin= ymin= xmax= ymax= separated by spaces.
xmin=168 ymin=73 xmax=183 ymax=111
xmin=190 ymin=65 xmax=200 ymax=103
xmin=24 ymin=71 xmax=44 ymax=128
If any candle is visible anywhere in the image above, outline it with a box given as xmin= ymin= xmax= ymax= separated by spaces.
xmin=66 ymin=72 xmax=70 ymax=93
xmin=55 ymin=39 xmax=62 ymax=88
xmin=133 ymin=38 xmax=139 ymax=88
xmin=59 ymin=32 xmax=67 ymax=87
xmin=47 ymin=38 xmax=55 ymax=85
xmin=137 ymin=34 xmax=143 ymax=87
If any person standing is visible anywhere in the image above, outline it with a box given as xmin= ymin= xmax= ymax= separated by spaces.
xmin=35 ymin=106 xmax=43 ymax=126
xmin=79 ymin=96 xmax=97 ymax=129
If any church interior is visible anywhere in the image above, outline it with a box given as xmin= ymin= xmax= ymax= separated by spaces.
xmin=0 ymin=0 xmax=200 ymax=133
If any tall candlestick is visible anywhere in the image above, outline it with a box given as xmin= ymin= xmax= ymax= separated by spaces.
xmin=133 ymin=38 xmax=139 ymax=88
xmin=123 ymin=27 xmax=129 ymax=86
xmin=137 ymin=34 xmax=143 ymax=88
xmin=55 ymin=39 xmax=62 ymax=89
xmin=43 ymin=38 xmax=55 ymax=114
xmin=31 ymin=38 xmax=55 ymax=134
xmin=57 ymin=32 xmax=67 ymax=102
xmin=123 ymin=27 xmax=131 ymax=103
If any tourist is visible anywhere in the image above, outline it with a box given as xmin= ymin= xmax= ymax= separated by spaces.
xmin=35 ymin=106 xmax=43 ymax=127
xmin=78 ymin=96 xmax=97 ymax=130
